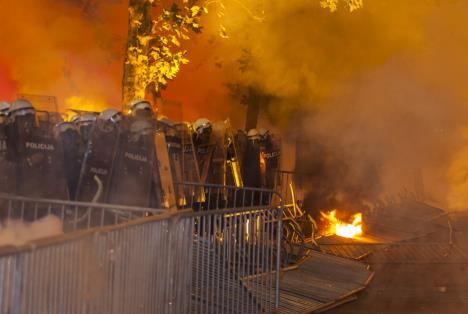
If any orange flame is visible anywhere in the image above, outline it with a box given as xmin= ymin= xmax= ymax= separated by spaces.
xmin=320 ymin=210 xmax=363 ymax=239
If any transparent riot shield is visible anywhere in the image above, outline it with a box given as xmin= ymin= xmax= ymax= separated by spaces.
xmin=9 ymin=119 xmax=69 ymax=200
xmin=177 ymin=123 xmax=205 ymax=205
xmin=225 ymin=120 xmax=243 ymax=188
xmin=54 ymin=123 xmax=85 ymax=200
xmin=153 ymin=130 xmax=177 ymax=210
xmin=108 ymin=119 xmax=155 ymax=207
xmin=194 ymin=128 xmax=217 ymax=186
xmin=75 ymin=118 xmax=120 ymax=203
xmin=163 ymin=124 xmax=186 ymax=207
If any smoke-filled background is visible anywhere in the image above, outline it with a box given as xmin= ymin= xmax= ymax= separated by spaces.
xmin=0 ymin=215 xmax=62 ymax=246
xmin=2 ymin=0 xmax=468 ymax=210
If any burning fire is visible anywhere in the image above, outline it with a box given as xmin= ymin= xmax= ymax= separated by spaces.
xmin=320 ymin=210 xmax=363 ymax=239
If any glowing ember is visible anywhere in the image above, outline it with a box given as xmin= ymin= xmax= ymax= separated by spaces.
xmin=320 ymin=210 xmax=363 ymax=239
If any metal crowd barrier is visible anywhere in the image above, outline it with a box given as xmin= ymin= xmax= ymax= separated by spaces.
xmin=274 ymin=171 xmax=302 ymax=206
xmin=0 ymin=184 xmax=283 ymax=314
xmin=0 ymin=194 xmax=164 ymax=232
xmin=174 ymin=181 xmax=280 ymax=210
xmin=274 ymin=171 xmax=318 ymax=265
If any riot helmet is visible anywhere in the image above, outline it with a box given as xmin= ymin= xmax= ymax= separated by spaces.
xmin=0 ymin=102 xmax=10 ymax=124
xmin=129 ymin=100 xmax=153 ymax=119
xmin=99 ymin=108 xmax=123 ymax=124
xmin=0 ymin=102 xmax=10 ymax=116
xmin=193 ymin=118 xmax=212 ymax=145
xmin=75 ymin=113 xmax=97 ymax=126
xmin=193 ymin=118 xmax=212 ymax=134
xmin=258 ymin=128 xmax=272 ymax=147
xmin=94 ymin=109 xmax=123 ymax=133
xmin=157 ymin=115 xmax=175 ymax=128
xmin=73 ymin=113 xmax=97 ymax=141
xmin=258 ymin=128 xmax=270 ymax=140
xmin=9 ymin=99 xmax=35 ymax=119
xmin=9 ymin=99 xmax=36 ymax=133
xmin=247 ymin=128 xmax=260 ymax=141
xmin=54 ymin=121 xmax=82 ymax=149
xmin=54 ymin=121 xmax=81 ymax=151
xmin=54 ymin=121 xmax=78 ymax=136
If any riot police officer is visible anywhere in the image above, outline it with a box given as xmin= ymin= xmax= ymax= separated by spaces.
xmin=129 ymin=99 xmax=154 ymax=120
xmin=8 ymin=99 xmax=68 ymax=199
xmin=72 ymin=112 xmax=97 ymax=144
xmin=241 ymin=129 xmax=262 ymax=189
xmin=258 ymin=128 xmax=281 ymax=190
xmin=0 ymin=102 xmax=11 ymax=193
xmin=75 ymin=108 xmax=122 ymax=203
xmin=54 ymin=122 xmax=84 ymax=200
xmin=108 ymin=117 xmax=155 ymax=207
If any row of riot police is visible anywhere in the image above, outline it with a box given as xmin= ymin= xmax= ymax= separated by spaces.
xmin=190 ymin=118 xmax=281 ymax=208
xmin=0 ymin=98 xmax=281 ymax=210
xmin=0 ymin=100 xmax=69 ymax=199
xmin=192 ymin=118 xmax=281 ymax=191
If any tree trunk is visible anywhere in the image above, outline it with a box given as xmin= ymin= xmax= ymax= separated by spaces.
xmin=122 ymin=0 xmax=152 ymax=111
xmin=244 ymin=88 xmax=260 ymax=131
xmin=145 ymin=82 xmax=162 ymax=114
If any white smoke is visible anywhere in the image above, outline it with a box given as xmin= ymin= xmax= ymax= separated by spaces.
xmin=0 ymin=215 xmax=63 ymax=247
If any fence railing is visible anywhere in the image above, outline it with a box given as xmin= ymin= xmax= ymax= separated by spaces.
xmin=0 ymin=193 xmax=164 ymax=232
xmin=174 ymin=181 xmax=280 ymax=211
xmin=275 ymin=171 xmax=305 ymax=207
xmin=0 ymin=184 xmax=282 ymax=314
xmin=190 ymin=206 xmax=280 ymax=313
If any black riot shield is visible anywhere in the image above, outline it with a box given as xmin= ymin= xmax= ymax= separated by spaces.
xmin=79 ymin=123 xmax=94 ymax=144
xmin=8 ymin=119 xmax=69 ymax=200
xmin=0 ymin=116 xmax=14 ymax=193
xmin=260 ymin=134 xmax=281 ymax=190
xmin=75 ymin=119 xmax=120 ymax=203
xmin=37 ymin=110 xmax=63 ymax=134
xmin=234 ymin=130 xmax=249 ymax=166
xmin=191 ymin=121 xmax=227 ymax=225
xmin=241 ymin=137 xmax=262 ymax=189
xmin=177 ymin=123 xmax=202 ymax=183
xmin=200 ymin=121 xmax=227 ymax=186
xmin=55 ymin=123 xmax=85 ymax=200
xmin=108 ymin=119 xmax=155 ymax=207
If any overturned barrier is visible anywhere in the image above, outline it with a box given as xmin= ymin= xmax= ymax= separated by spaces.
xmin=0 ymin=185 xmax=283 ymax=314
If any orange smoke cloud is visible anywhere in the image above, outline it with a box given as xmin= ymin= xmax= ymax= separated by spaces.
xmin=0 ymin=0 xmax=127 ymax=109
xmin=0 ymin=0 xmax=241 ymax=122
xmin=0 ymin=60 xmax=17 ymax=100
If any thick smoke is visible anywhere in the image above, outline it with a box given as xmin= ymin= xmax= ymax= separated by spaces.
xmin=0 ymin=215 xmax=63 ymax=246
xmin=0 ymin=0 xmax=127 ymax=109
xmin=203 ymin=0 xmax=468 ymax=211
